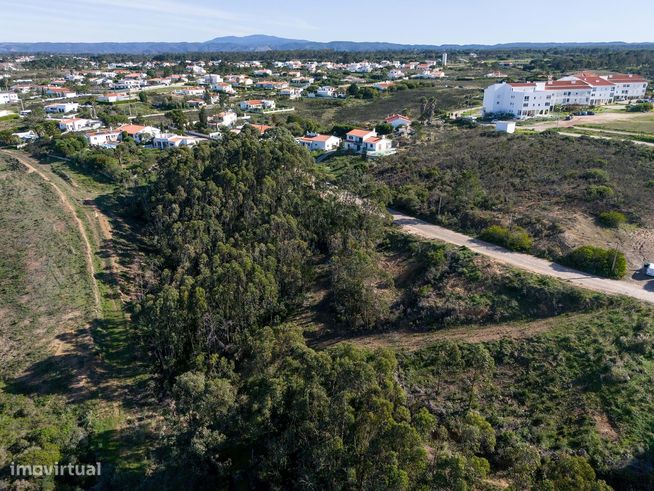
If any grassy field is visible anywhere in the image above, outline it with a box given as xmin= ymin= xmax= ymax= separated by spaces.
xmin=0 ymin=156 xmax=95 ymax=380
xmin=579 ymin=112 xmax=654 ymax=134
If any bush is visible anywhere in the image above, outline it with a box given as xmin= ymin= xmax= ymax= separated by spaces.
xmin=585 ymin=184 xmax=614 ymax=201
xmin=562 ymin=245 xmax=627 ymax=279
xmin=582 ymin=168 xmax=609 ymax=183
xmin=627 ymin=102 xmax=653 ymax=112
xmin=479 ymin=225 xmax=533 ymax=252
xmin=598 ymin=210 xmax=627 ymax=228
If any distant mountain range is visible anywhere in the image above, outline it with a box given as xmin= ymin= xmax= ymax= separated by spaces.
xmin=0 ymin=34 xmax=652 ymax=55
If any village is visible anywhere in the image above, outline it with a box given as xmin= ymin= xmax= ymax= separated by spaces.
xmin=1 ymin=52 xmax=651 ymax=162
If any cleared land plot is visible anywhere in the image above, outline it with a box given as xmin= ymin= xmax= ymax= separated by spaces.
xmin=579 ymin=112 xmax=654 ymax=134
xmin=0 ymin=156 xmax=95 ymax=379
xmin=292 ymin=86 xmax=481 ymax=127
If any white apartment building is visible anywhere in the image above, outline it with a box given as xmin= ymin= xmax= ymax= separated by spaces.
xmin=0 ymin=92 xmax=19 ymax=104
xmin=483 ymin=82 xmax=553 ymax=118
xmin=601 ymin=73 xmax=648 ymax=100
xmin=559 ymin=75 xmax=616 ymax=105
xmin=484 ymin=72 xmax=649 ymax=118
xmin=544 ymin=80 xmax=592 ymax=106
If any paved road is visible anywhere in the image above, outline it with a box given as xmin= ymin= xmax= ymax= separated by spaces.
xmin=390 ymin=209 xmax=654 ymax=305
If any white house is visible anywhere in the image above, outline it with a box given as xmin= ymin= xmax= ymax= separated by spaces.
xmin=153 ymin=133 xmax=202 ymax=149
xmin=44 ymin=86 xmax=77 ymax=98
xmin=315 ymin=86 xmax=336 ymax=98
xmin=253 ymin=69 xmax=273 ymax=77
xmin=96 ymin=92 xmax=134 ymax=103
xmin=0 ymin=92 xmax=19 ymax=104
xmin=116 ymin=124 xmax=161 ymax=144
xmin=601 ymin=73 xmax=648 ymax=100
xmin=12 ymin=130 xmax=38 ymax=141
xmin=387 ymin=69 xmax=405 ymax=80
xmin=384 ymin=114 xmax=412 ymax=129
xmin=45 ymin=102 xmax=80 ymax=113
xmin=255 ymin=80 xmax=289 ymax=90
xmin=84 ymin=129 xmax=121 ymax=146
xmin=239 ymin=99 xmax=276 ymax=112
xmin=373 ymin=81 xmax=394 ymax=91
xmin=280 ymin=87 xmax=303 ymax=99
xmin=211 ymin=82 xmax=235 ymax=94
xmin=208 ymin=110 xmax=237 ymax=127
xmin=58 ymin=118 xmax=102 ymax=132
xmin=296 ymin=133 xmax=341 ymax=152
xmin=204 ymin=74 xmax=223 ymax=85
xmin=175 ymin=87 xmax=205 ymax=97
xmin=111 ymin=80 xmax=143 ymax=90
xmin=483 ymin=82 xmax=553 ymax=118
xmin=344 ymin=129 xmax=394 ymax=156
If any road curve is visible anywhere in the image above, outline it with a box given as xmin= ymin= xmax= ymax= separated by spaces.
xmin=390 ymin=209 xmax=654 ymax=305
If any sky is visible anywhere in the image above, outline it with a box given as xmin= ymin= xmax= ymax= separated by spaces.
xmin=1 ymin=0 xmax=653 ymax=44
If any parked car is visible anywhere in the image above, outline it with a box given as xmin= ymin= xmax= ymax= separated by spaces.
xmin=565 ymin=115 xmax=573 ymax=121
xmin=587 ymin=111 xmax=595 ymax=116
xmin=645 ymin=263 xmax=654 ymax=277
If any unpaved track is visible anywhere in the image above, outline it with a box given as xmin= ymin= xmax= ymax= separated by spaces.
xmin=2 ymin=149 xmax=102 ymax=396
xmin=391 ymin=210 xmax=654 ymax=305
xmin=3 ymin=150 xmax=101 ymax=310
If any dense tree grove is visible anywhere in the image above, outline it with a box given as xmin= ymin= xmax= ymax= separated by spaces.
xmin=135 ymin=127 xmax=386 ymax=378
xmin=127 ymin=131 xmax=620 ymax=489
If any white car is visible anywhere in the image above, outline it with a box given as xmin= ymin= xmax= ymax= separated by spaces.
xmin=645 ymin=263 xmax=654 ymax=277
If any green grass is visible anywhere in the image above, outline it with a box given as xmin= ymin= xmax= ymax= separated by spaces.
xmin=0 ymin=157 xmax=95 ymax=380
xmin=579 ymin=113 xmax=654 ymax=134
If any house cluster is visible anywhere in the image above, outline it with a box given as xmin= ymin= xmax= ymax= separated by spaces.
xmin=294 ymin=116 xmax=409 ymax=157
xmin=483 ymin=72 xmax=649 ymax=118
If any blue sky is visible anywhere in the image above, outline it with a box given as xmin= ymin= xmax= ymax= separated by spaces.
xmin=2 ymin=0 xmax=652 ymax=44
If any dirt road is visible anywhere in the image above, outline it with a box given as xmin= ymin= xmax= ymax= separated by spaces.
xmin=3 ymin=150 xmax=101 ymax=310
xmin=391 ymin=210 xmax=654 ymax=305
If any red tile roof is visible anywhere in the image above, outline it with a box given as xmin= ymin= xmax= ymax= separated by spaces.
xmin=116 ymin=124 xmax=148 ymax=134
xmin=576 ymin=77 xmax=615 ymax=87
xmin=299 ymin=134 xmax=334 ymax=142
xmin=347 ymin=129 xmax=375 ymax=138
xmin=385 ymin=113 xmax=412 ymax=123
xmin=544 ymin=80 xmax=591 ymax=90
xmin=605 ymin=73 xmax=647 ymax=83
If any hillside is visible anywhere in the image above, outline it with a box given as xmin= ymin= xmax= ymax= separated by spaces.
xmin=1 ymin=35 xmax=653 ymax=54
xmin=364 ymin=129 xmax=654 ymax=270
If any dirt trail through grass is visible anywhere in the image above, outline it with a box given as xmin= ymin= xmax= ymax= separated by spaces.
xmin=3 ymin=150 xmax=101 ymax=310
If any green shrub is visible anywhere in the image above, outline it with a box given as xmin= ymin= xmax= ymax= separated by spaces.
xmin=582 ymin=168 xmax=609 ymax=183
xmin=585 ymin=184 xmax=614 ymax=201
xmin=479 ymin=225 xmax=533 ymax=252
xmin=627 ymin=102 xmax=653 ymax=112
xmin=598 ymin=210 xmax=627 ymax=228
xmin=562 ymin=245 xmax=627 ymax=279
